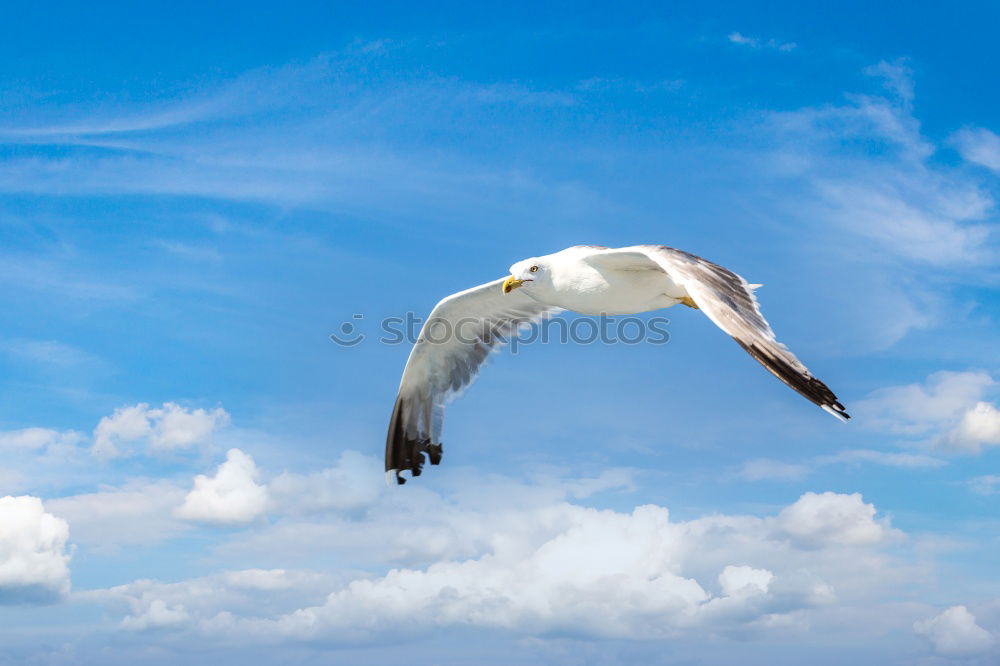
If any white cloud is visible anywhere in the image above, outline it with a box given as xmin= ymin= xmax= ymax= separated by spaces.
xmin=92 ymin=404 xmax=151 ymax=458
xmin=0 ymin=338 xmax=99 ymax=368
xmin=84 ymin=568 xmax=339 ymax=633
xmin=944 ymin=401 xmax=1000 ymax=454
xmin=87 ymin=489 xmax=906 ymax=645
xmin=914 ymin=605 xmax=994 ymax=657
xmin=811 ymin=177 xmax=991 ymax=266
xmin=47 ymin=480 xmax=188 ymax=549
xmin=718 ymin=565 xmax=773 ymax=596
xmin=738 ymin=459 xmax=809 ymax=481
xmin=176 ymin=449 xmax=270 ymax=525
xmin=728 ymin=32 xmax=757 ymax=46
xmin=269 ymin=450 xmax=383 ymax=515
xmin=820 ymin=449 xmax=945 ymax=469
xmin=754 ymin=63 xmax=997 ymax=356
xmin=46 ymin=449 xmax=385 ymax=543
xmin=865 ymin=59 xmax=914 ymax=105
xmin=774 ymin=491 xmax=886 ymax=548
xmin=95 ymin=505 xmax=807 ymax=641
xmin=968 ymin=475 xmax=1000 ymax=496
xmin=121 ymin=598 xmax=191 ymax=631
xmin=953 ymin=127 xmax=1000 ymax=172
xmin=766 ymin=63 xmax=995 ymax=269
xmin=150 ymin=403 xmax=229 ymax=452
xmin=857 ymin=371 xmax=1000 ymax=455
xmin=858 ymin=370 xmax=994 ymax=434
xmin=0 ymin=427 xmax=82 ymax=452
xmin=727 ymin=32 xmax=796 ymax=52
xmin=0 ymin=51 xmax=617 ymax=228
xmin=738 ymin=448 xmax=944 ymax=482
xmin=91 ymin=402 xmax=229 ymax=458
xmin=0 ymin=495 xmax=72 ymax=603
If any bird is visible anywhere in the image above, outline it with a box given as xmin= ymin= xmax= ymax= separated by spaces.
xmin=385 ymin=244 xmax=848 ymax=485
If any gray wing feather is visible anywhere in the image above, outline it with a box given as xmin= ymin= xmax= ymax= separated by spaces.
xmin=640 ymin=245 xmax=850 ymax=421
xmin=386 ymin=278 xmax=562 ymax=484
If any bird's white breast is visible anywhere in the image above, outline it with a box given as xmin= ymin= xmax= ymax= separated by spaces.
xmin=541 ymin=256 xmax=683 ymax=315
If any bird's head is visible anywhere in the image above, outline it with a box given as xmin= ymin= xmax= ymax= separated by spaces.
xmin=502 ymin=258 xmax=547 ymax=294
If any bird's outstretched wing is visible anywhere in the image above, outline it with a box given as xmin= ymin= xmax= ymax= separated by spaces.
xmin=386 ymin=278 xmax=562 ymax=484
xmin=643 ymin=245 xmax=849 ymax=420
xmin=585 ymin=245 xmax=850 ymax=421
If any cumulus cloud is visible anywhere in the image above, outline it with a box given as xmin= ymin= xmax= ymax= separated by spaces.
xmin=953 ymin=127 xmax=1000 ymax=172
xmin=717 ymin=565 xmax=773 ymax=596
xmin=84 ymin=568 xmax=339 ymax=633
xmin=94 ymin=505 xmax=812 ymax=641
xmin=858 ymin=371 xmax=1000 ymax=454
xmin=858 ymin=371 xmax=994 ymax=435
xmin=176 ymin=449 xmax=270 ymax=525
xmin=945 ymin=402 xmax=1000 ymax=453
xmin=86 ymin=489 xmax=903 ymax=645
xmin=121 ymin=598 xmax=191 ymax=631
xmin=914 ymin=605 xmax=995 ymax=657
xmin=43 ymin=448 xmax=386 ymax=544
xmin=775 ymin=492 xmax=886 ymax=548
xmin=0 ymin=496 xmax=72 ymax=603
xmin=91 ymin=402 xmax=229 ymax=458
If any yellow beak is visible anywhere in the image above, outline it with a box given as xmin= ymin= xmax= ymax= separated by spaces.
xmin=501 ymin=275 xmax=524 ymax=294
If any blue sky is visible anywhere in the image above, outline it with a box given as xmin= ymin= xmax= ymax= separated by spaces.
xmin=1 ymin=2 xmax=999 ymax=664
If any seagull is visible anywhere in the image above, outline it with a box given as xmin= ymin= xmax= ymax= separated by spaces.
xmin=385 ymin=245 xmax=848 ymax=484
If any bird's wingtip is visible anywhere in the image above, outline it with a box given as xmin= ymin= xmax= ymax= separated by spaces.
xmin=821 ymin=404 xmax=850 ymax=422
xmin=385 ymin=469 xmax=402 ymax=487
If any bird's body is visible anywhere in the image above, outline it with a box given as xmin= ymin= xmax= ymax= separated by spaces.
xmin=525 ymin=246 xmax=686 ymax=315
xmin=385 ymin=244 xmax=849 ymax=485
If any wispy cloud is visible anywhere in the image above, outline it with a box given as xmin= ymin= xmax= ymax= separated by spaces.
xmin=738 ymin=447 xmax=944 ymax=481
xmin=865 ymin=59 xmax=915 ymax=106
xmin=575 ymin=77 xmax=684 ymax=94
xmin=953 ymin=127 xmax=1000 ymax=172
xmin=0 ymin=48 xmax=608 ymax=226
xmin=968 ymin=474 xmax=1000 ymax=496
xmin=0 ymin=255 xmax=142 ymax=302
xmin=765 ymin=62 xmax=995 ymax=268
xmin=728 ymin=32 xmax=797 ymax=52
xmin=0 ymin=338 xmax=101 ymax=368
xmin=751 ymin=61 xmax=999 ymax=352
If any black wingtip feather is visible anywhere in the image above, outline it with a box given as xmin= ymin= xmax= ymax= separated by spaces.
xmin=385 ymin=397 xmax=443 ymax=485
xmin=734 ymin=340 xmax=850 ymax=420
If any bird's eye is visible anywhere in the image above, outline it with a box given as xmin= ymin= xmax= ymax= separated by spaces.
xmin=529 ymin=265 xmax=538 ymax=273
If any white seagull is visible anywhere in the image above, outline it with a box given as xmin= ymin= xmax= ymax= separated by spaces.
xmin=386 ymin=245 xmax=848 ymax=484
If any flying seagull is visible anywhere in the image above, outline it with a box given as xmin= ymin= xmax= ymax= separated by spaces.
xmin=385 ymin=245 xmax=848 ymax=484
